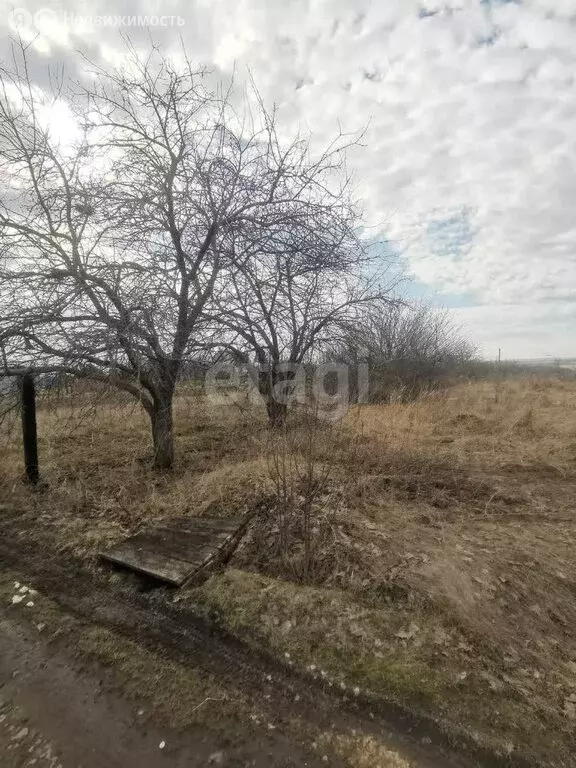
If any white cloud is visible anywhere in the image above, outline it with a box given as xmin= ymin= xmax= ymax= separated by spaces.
xmin=1 ymin=0 xmax=575 ymax=357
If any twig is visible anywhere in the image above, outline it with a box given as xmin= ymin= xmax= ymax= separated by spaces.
xmin=190 ymin=696 xmax=225 ymax=713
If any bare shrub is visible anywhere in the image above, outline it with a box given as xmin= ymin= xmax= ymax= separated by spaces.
xmin=231 ymin=403 xmax=363 ymax=585
xmin=330 ymin=300 xmax=476 ymax=403
xmin=266 ymin=407 xmax=335 ymax=582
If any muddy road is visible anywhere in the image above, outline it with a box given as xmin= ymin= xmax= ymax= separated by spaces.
xmin=0 ymin=612 xmax=335 ymax=768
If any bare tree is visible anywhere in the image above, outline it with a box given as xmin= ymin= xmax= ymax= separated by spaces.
xmin=206 ymin=118 xmax=397 ymax=426
xmin=0 ymin=40 xmax=378 ymax=463
xmin=0 ymin=42 xmax=229 ymax=467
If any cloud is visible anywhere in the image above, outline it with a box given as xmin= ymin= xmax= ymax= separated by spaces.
xmin=1 ymin=0 xmax=575 ymax=357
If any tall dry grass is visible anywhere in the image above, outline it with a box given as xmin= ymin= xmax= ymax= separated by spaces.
xmin=2 ymin=375 xmax=576 ymax=761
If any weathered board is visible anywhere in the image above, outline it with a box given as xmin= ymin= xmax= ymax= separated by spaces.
xmin=99 ymin=516 xmax=247 ymax=586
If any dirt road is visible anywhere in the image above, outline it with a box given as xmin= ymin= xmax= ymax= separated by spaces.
xmin=0 ymin=611 xmax=335 ymax=768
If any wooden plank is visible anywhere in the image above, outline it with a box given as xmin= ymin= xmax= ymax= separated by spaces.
xmin=156 ymin=516 xmax=244 ymax=532
xmin=101 ymin=542 xmax=193 ymax=586
xmin=99 ymin=515 xmax=248 ymax=586
xmin=129 ymin=523 xmax=242 ymax=561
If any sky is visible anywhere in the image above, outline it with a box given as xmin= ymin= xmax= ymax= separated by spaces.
xmin=1 ymin=0 xmax=575 ymax=360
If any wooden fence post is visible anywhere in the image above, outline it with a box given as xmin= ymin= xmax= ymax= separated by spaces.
xmin=20 ymin=373 xmax=39 ymax=484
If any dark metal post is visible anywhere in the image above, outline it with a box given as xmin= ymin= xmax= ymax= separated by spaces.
xmin=20 ymin=373 xmax=39 ymax=484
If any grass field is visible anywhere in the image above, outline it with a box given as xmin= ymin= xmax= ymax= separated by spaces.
xmin=2 ymin=375 xmax=576 ymax=766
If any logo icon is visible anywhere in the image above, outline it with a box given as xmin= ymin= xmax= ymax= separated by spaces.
xmin=8 ymin=8 xmax=33 ymax=31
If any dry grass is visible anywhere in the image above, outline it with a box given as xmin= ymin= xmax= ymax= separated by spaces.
xmin=2 ymin=375 xmax=576 ymax=764
xmin=314 ymin=732 xmax=412 ymax=768
xmin=0 ymin=392 xmax=271 ymax=550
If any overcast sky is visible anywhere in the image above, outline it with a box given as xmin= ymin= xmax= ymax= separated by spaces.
xmin=2 ymin=0 xmax=575 ymax=360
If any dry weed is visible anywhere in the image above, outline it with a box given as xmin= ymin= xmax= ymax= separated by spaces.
xmin=3 ymin=375 xmax=576 ymax=763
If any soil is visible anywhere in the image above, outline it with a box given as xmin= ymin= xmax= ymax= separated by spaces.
xmin=0 ymin=613 xmax=324 ymax=768
xmin=0 ymin=513 xmax=503 ymax=768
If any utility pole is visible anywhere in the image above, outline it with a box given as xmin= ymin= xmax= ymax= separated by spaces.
xmin=498 ymin=348 xmax=501 ymax=364
xmin=20 ymin=372 xmax=39 ymax=484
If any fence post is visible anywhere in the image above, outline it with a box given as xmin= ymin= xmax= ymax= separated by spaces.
xmin=20 ymin=373 xmax=39 ymax=484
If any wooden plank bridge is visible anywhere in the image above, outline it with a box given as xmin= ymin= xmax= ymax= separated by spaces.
xmin=99 ymin=516 xmax=248 ymax=586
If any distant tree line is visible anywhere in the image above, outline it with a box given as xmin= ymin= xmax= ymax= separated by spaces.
xmin=328 ymin=301 xmax=477 ymax=403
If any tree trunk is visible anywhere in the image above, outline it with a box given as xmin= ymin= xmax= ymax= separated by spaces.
xmin=150 ymin=398 xmax=174 ymax=469
xmin=258 ymin=364 xmax=292 ymax=428
xmin=266 ymin=395 xmax=288 ymax=428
